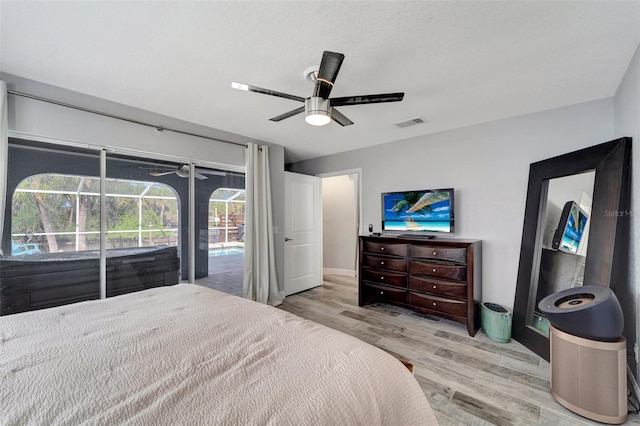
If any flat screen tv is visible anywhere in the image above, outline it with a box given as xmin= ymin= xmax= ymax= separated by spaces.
xmin=381 ymin=188 xmax=454 ymax=236
xmin=551 ymin=201 xmax=588 ymax=253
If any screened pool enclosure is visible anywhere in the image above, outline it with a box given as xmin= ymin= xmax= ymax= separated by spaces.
xmin=11 ymin=175 xmax=245 ymax=255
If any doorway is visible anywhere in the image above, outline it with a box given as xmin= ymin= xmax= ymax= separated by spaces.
xmin=193 ymin=169 xmax=246 ymax=297
xmin=319 ymin=170 xmax=361 ymax=277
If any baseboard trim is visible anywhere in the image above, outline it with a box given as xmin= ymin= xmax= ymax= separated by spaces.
xmin=323 ymin=268 xmax=356 ymax=277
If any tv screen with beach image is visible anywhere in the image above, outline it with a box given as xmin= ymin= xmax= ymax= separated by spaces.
xmin=558 ymin=203 xmax=588 ymax=253
xmin=382 ymin=189 xmax=454 ymax=233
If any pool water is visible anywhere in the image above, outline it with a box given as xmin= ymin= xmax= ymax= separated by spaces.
xmin=209 ymin=247 xmax=244 ymax=257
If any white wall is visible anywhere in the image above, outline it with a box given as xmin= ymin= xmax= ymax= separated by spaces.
xmin=289 ymin=98 xmax=615 ymax=309
xmin=8 ymin=94 xmax=246 ymax=168
xmin=322 ymin=174 xmax=357 ymax=276
xmin=615 ymin=43 xmax=640 ymax=382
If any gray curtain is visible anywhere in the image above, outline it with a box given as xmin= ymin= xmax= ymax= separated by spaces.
xmin=0 ymin=82 xmax=8 ymax=255
xmin=243 ymin=143 xmax=283 ymax=306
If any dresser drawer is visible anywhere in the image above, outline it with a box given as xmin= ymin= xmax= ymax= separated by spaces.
xmin=363 ymin=241 xmax=406 ymax=257
xmin=408 ymin=292 xmax=467 ymax=317
xmin=363 ymin=283 xmax=407 ymax=304
xmin=362 ymin=269 xmax=407 ymax=288
xmin=362 ymin=255 xmax=406 ymax=272
xmin=408 ymin=260 xmax=467 ymax=281
xmin=408 ymin=244 xmax=467 ymax=264
xmin=408 ymin=276 xmax=467 ymax=299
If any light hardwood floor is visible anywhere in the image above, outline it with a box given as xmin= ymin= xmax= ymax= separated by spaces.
xmin=277 ymin=275 xmax=640 ymax=426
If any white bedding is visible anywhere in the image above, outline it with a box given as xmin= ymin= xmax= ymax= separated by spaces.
xmin=0 ymin=284 xmax=437 ymax=425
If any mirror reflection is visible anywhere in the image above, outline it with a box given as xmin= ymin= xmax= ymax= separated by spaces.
xmin=528 ymin=171 xmax=596 ymax=337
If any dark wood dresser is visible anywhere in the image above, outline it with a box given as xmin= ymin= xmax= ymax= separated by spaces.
xmin=358 ymin=235 xmax=482 ymax=336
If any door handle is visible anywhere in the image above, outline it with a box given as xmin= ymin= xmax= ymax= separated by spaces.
xmin=285 ymin=237 xmax=293 ymax=242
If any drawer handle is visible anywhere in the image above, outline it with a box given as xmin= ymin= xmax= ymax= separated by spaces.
xmin=380 ymin=291 xmax=384 ymax=295
xmin=381 ymin=247 xmax=385 ymax=251
xmin=380 ymin=276 xmax=384 ymax=280
xmin=432 ymin=302 xmax=437 ymax=306
xmin=380 ymin=261 xmax=385 ymax=265
xmin=433 ymin=251 xmax=437 ymax=255
xmin=432 ymin=285 xmax=437 ymax=289
xmin=432 ymin=268 xmax=437 ymax=272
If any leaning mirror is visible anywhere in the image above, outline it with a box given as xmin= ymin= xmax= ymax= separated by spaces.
xmin=513 ymin=138 xmax=631 ymax=360
xmin=528 ymin=172 xmax=595 ymax=336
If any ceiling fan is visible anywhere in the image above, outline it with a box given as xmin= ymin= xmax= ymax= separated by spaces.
xmin=231 ymin=51 xmax=404 ymax=126
xmin=147 ymin=165 xmax=226 ymax=180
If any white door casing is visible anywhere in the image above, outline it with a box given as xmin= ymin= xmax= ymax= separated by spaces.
xmin=284 ymin=172 xmax=322 ymax=295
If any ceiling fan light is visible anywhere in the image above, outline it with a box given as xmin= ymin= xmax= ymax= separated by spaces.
xmin=305 ymin=111 xmax=331 ymax=126
xmin=305 ymin=97 xmax=331 ymax=126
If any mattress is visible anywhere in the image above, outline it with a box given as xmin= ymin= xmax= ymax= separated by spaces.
xmin=0 ymin=284 xmax=437 ymax=425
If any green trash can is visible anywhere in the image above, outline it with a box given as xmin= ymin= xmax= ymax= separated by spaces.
xmin=481 ymin=302 xmax=512 ymax=343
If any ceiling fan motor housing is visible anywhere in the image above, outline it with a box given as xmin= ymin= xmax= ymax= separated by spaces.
xmin=305 ymin=97 xmax=331 ymax=126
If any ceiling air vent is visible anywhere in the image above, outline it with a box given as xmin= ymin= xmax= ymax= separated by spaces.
xmin=394 ymin=117 xmax=425 ymax=128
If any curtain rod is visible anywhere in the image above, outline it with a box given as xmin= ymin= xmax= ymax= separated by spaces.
xmin=7 ymin=89 xmax=247 ymax=147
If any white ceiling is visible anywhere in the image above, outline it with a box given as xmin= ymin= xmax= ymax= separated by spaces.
xmin=1 ymin=1 xmax=639 ymax=163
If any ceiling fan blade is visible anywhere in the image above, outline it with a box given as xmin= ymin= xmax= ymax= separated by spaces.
xmin=197 ymin=170 xmax=227 ymax=176
xmin=270 ymin=106 xmax=305 ymax=122
xmin=194 ymin=173 xmax=208 ymax=180
xmin=231 ymin=82 xmax=305 ymax=103
xmin=330 ymin=108 xmax=354 ymax=127
xmin=149 ymin=171 xmax=177 ymax=177
xmin=330 ymin=92 xmax=405 ymax=107
xmin=317 ymin=51 xmax=345 ymax=85
xmin=316 ymin=51 xmax=345 ymax=99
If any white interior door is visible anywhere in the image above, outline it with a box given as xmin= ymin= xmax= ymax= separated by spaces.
xmin=284 ymin=171 xmax=322 ymax=295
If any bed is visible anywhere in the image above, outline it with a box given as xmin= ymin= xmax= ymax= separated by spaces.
xmin=0 ymin=284 xmax=437 ymax=425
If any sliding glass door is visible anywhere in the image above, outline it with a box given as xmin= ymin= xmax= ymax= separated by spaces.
xmin=2 ymin=140 xmax=102 ymax=314
xmin=105 ymin=154 xmax=182 ymax=297
xmin=193 ymin=166 xmax=245 ymax=296
xmin=1 ymin=138 xmax=245 ymax=316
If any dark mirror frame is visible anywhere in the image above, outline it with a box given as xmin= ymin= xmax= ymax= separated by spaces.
xmin=513 ymin=137 xmax=632 ymax=360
